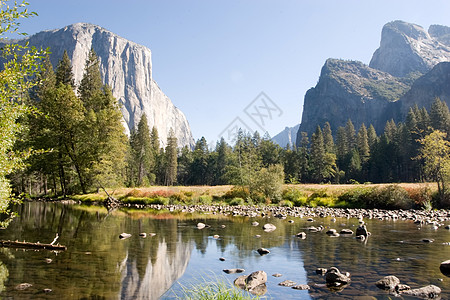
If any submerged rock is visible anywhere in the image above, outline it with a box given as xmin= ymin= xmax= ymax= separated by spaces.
xmin=196 ymin=222 xmax=206 ymax=229
xmin=119 ymin=233 xmax=132 ymax=239
xmin=223 ymin=268 xmax=245 ymax=274
xmin=296 ymin=232 xmax=307 ymax=239
xmin=440 ymin=260 xmax=450 ymax=277
xmin=375 ymin=275 xmax=400 ymax=290
xmin=234 ymin=271 xmax=268 ymax=295
xmin=325 ymin=267 xmax=351 ymax=284
xmin=292 ymin=284 xmax=310 ymax=290
xmin=262 ymin=223 xmax=276 ymax=232
xmin=257 ymin=248 xmax=270 ymax=256
xmin=279 ymin=280 xmax=297 ymax=287
xmin=401 ymin=285 xmax=441 ymax=298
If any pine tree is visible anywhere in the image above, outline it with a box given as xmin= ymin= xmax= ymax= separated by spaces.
xmin=357 ymin=124 xmax=370 ymax=162
xmin=129 ymin=114 xmax=154 ymax=186
xmin=164 ymin=128 xmax=178 ymax=186
xmin=310 ymin=125 xmax=335 ymax=182
xmin=430 ymin=98 xmax=450 ymax=133
xmin=367 ymin=124 xmax=378 ymax=149
xmin=55 ymin=50 xmax=75 ymax=88
xmin=190 ymin=137 xmax=209 ymax=185
xmin=345 ymin=119 xmax=356 ymax=150
xmin=323 ymin=122 xmax=335 ymax=153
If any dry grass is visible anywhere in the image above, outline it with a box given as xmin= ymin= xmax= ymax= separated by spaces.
xmin=101 ymin=183 xmax=436 ymax=199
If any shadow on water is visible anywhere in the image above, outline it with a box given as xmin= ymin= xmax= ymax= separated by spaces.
xmin=0 ymin=202 xmax=449 ymax=299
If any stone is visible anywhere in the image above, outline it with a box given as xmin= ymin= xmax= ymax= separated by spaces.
xmin=296 ymin=232 xmax=306 ymax=239
xmin=139 ymin=233 xmax=147 ymax=238
xmin=257 ymin=248 xmax=270 ymax=255
xmin=272 ymin=273 xmax=282 ymax=277
xmin=213 ymin=235 xmax=219 ymax=239
xmin=196 ymin=222 xmax=206 ymax=229
xmin=251 ymin=221 xmax=259 ymax=226
xmin=375 ymin=275 xmax=400 ymax=290
xmin=7 ymin=23 xmax=194 ymax=148
xmin=278 ymin=280 xmax=297 ymax=287
xmin=119 ymin=233 xmax=132 ymax=239
xmin=356 ymin=235 xmax=366 ymax=241
xmin=245 ymin=271 xmax=268 ymax=290
xmin=440 ymin=260 xmax=450 ymax=277
xmin=422 ymin=238 xmax=434 ymax=243
xmin=223 ymin=268 xmax=245 ymax=274
xmin=43 ymin=288 xmax=52 ymax=293
xmin=340 ymin=229 xmax=354 ymax=235
xmin=401 ymin=285 xmax=441 ymax=298
xmin=325 ymin=267 xmax=351 ymax=284
xmin=15 ymin=283 xmax=32 ymax=290
xmin=219 ymin=257 xmax=226 ymax=261
xmin=326 ymin=229 xmax=340 ymax=237
xmin=262 ymin=223 xmax=276 ymax=232
xmin=316 ymin=268 xmax=327 ymax=275
xmin=356 ymin=225 xmax=369 ymax=237
xmin=292 ymin=284 xmax=310 ymax=290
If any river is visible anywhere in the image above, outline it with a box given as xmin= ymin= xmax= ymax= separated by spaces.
xmin=0 ymin=202 xmax=448 ymax=299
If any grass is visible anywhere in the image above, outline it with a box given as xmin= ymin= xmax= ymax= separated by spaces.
xmin=174 ymin=278 xmax=259 ymax=300
xmin=67 ymin=182 xmax=438 ymax=209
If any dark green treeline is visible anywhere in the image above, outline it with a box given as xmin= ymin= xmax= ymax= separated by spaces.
xmin=11 ymin=50 xmax=450 ymax=195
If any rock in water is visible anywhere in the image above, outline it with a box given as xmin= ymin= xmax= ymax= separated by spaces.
xmin=440 ymin=260 xmax=450 ymax=277
xmin=196 ymin=223 xmax=206 ymax=229
xmin=6 ymin=23 xmax=194 ymax=148
xmin=325 ymin=267 xmax=351 ymax=284
xmin=257 ymin=248 xmax=270 ymax=255
xmin=262 ymin=224 xmax=276 ymax=232
xmin=375 ymin=275 xmax=400 ymax=290
xmin=119 ymin=233 xmax=132 ymax=239
xmin=401 ymin=285 xmax=441 ymax=298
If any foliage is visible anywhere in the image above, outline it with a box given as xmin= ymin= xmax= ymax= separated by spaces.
xmin=0 ymin=1 xmax=45 ymax=211
xmin=418 ymin=130 xmax=450 ymax=206
xmin=250 ymin=164 xmax=284 ymax=203
xmin=175 ymin=278 xmax=257 ymax=300
xmin=228 ymin=197 xmax=245 ymax=206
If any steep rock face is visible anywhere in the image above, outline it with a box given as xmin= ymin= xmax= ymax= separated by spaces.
xmin=399 ymin=62 xmax=450 ymax=117
xmin=272 ymin=124 xmax=300 ymax=148
xmin=369 ymin=20 xmax=450 ymax=77
xmin=429 ymin=24 xmax=450 ymax=46
xmin=14 ymin=23 xmax=194 ymax=147
xmin=297 ymin=59 xmax=410 ymax=143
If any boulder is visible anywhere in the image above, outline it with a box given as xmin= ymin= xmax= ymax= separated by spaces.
xmin=375 ymin=275 xmax=400 ymax=290
xmin=278 ymin=280 xmax=297 ymax=287
xmin=340 ymin=229 xmax=354 ymax=235
xmin=292 ymin=284 xmax=310 ymax=290
xmin=325 ymin=267 xmax=351 ymax=284
xmin=440 ymin=260 xmax=450 ymax=277
xmin=296 ymin=232 xmax=306 ymax=239
xmin=223 ymin=268 xmax=245 ymax=274
xmin=119 ymin=233 xmax=132 ymax=239
xmin=356 ymin=225 xmax=369 ymax=237
xmin=316 ymin=268 xmax=327 ymax=275
xmin=252 ymin=221 xmax=259 ymax=226
xmin=262 ymin=223 xmax=276 ymax=232
xmin=401 ymin=285 xmax=441 ymax=298
xmin=257 ymin=248 xmax=270 ymax=256
xmin=245 ymin=271 xmax=268 ymax=290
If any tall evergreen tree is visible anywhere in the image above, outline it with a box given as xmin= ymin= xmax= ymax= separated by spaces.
xmin=164 ymin=128 xmax=178 ymax=186
xmin=430 ymin=98 xmax=450 ymax=134
xmin=130 ymin=114 xmax=154 ymax=186
xmin=55 ymin=50 xmax=75 ymax=88
xmin=323 ymin=122 xmax=335 ymax=153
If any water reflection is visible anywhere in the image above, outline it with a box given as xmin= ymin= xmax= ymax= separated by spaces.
xmin=0 ymin=202 xmax=448 ymax=299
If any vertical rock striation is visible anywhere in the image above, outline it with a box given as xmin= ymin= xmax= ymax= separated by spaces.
xmin=12 ymin=23 xmax=194 ymax=147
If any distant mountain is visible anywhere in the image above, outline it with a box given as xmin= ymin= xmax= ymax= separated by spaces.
xmin=7 ymin=23 xmax=194 ymax=148
xmin=370 ymin=20 xmax=450 ymax=77
xmin=272 ymin=124 xmax=300 ymax=147
xmin=296 ymin=21 xmax=450 ymax=146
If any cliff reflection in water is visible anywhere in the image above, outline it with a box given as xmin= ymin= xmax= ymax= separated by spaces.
xmin=119 ymin=237 xmax=193 ymax=299
xmin=0 ymin=202 xmax=193 ymax=299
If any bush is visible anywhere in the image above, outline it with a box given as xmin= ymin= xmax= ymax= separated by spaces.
xmin=195 ymin=195 xmax=212 ymax=205
xmin=279 ymin=200 xmax=293 ymax=207
xmin=251 ymin=164 xmax=284 ymax=203
xmin=337 ymin=187 xmax=374 ymax=208
xmin=282 ymin=188 xmax=305 ymax=202
xmin=229 ymin=197 xmax=245 ymax=206
xmin=404 ymin=186 xmax=432 ymax=209
xmin=223 ymin=186 xmax=250 ymax=199
xmin=368 ymin=185 xmax=412 ymax=209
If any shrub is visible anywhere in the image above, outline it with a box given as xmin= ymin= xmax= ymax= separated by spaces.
xmin=282 ymin=188 xmax=305 ymax=202
xmin=196 ymin=195 xmax=212 ymax=205
xmin=229 ymin=197 xmax=245 ymax=206
xmin=279 ymin=200 xmax=293 ymax=208
xmin=337 ymin=187 xmax=374 ymax=208
xmin=368 ymin=185 xmax=412 ymax=209
xmin=250 ymin=164 xmax=284 ymax=203
xmin=223 ymin=186 xmax=250 ymax=199
xmin=404 ymin=186 xmax=432 ymax=209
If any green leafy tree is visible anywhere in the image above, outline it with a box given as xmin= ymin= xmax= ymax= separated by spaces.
xmin=418 ymin=130 xmax=450 ymax=205
xmin=0 ymin=1 xmax=45 ymax=212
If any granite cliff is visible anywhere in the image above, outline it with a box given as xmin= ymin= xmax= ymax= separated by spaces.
xmin=12 ymin=23 xmax=194 ymax=148
xmin=295 ymin=21 xmax=450 ymax=147
xmin=369 ymin=20 xmax=450 ymax=77
xmin=272 ymin=124 xmax=300 ymax=147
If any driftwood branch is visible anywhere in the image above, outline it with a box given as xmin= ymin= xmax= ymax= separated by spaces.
xmin=50 ymin=233 xmax=59 ymax=245
xmin=0 ymin=240 xmax=67 ymax=251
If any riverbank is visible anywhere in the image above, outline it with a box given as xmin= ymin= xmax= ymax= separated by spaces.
xmin=60 ymin=182 xmax=440 ymax=210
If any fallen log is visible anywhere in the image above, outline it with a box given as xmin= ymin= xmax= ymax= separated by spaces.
xmin=0 ymin=240 xmax=67 ymax=251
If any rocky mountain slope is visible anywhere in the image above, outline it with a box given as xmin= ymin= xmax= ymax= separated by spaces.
xmin=369 ymin=20 xmax=450 ymax=77
xmin=12 ymin=23 xmax=194 ymax=148
xmin=295 ymin=21 xmax=450 ymax=146
xmin=272 ymin=124 xmax=300 ymax=147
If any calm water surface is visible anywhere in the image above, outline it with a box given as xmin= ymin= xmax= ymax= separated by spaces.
xmin=0 ymin=202 xmax=449 ymax=299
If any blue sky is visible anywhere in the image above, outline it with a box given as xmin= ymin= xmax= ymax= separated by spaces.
xmin=16 ymin=0 xmax=450 ymax=145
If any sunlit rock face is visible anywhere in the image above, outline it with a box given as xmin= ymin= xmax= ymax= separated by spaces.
xmin=14 ymin=23 xmax=194 ymax=147
xmin=119 ymin=237 xmax=193 ymax=299
xmin=370 ymin=21 xmax=450 ymax=77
